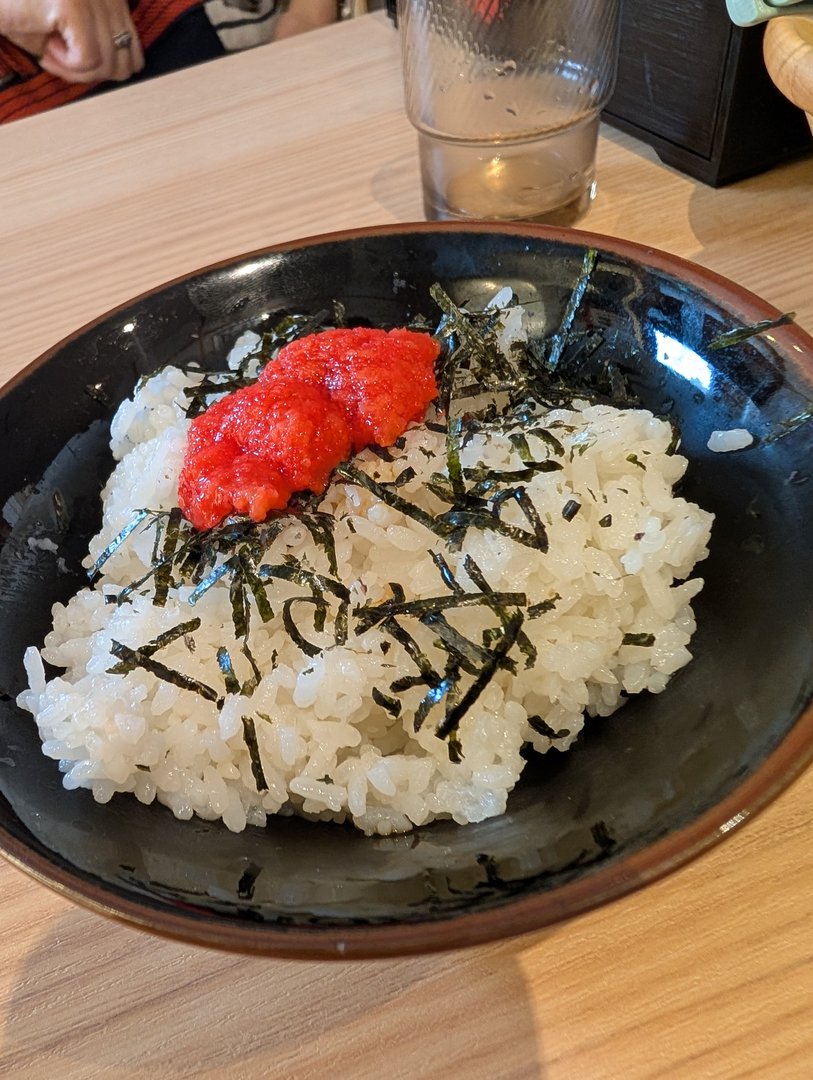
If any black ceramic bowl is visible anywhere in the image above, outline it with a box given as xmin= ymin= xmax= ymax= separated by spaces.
xmin=1 ymin=223 xmax=812 ymax=958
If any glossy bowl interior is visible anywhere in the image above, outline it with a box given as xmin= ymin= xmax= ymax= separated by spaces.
xmin=1 ymin=222 xmax=812 ymax=958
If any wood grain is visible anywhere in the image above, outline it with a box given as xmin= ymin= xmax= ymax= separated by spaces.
xmin=0 ymin=12 xmax=812 ymax=1078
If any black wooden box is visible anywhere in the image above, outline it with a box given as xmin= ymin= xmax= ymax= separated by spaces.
xmin=604 ymin=0 xmax=812 ymax=186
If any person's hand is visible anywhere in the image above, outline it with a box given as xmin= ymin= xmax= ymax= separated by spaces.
xmin=0 ymin=0 xmax=144 ymax=83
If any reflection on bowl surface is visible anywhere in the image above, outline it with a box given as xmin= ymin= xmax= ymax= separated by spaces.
xmin=1 ymin=223 xmax=812 ymax=958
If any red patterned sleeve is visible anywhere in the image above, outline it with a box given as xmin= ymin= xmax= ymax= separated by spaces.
xmin=0 ymin=0 xmax=203 ymax=125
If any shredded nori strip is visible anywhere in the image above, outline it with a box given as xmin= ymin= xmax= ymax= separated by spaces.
xmin=382 ymin=616 xmax=444 ymax=692
xmin=527 ymin=595 xmax=560 ymax=618
xmin=445 ymin=416 xmax=466 ymax=500
xmin=336 ymin=462 xmax=443 ymax=535
xmin=153 ymin=507 xmax=183 ymax=606
xmin=590 ymin=820 xmax=617 ymax=852
xmin=422 ymin=610 xmax=515 ymax=676
xmin=598 ymin=514 xmax=613 ymax=528
xmin=546 ymin=248 xmax=598 ymax=371
xmin=764 ymin=408 xmax=813 ymax=444
xmin=257 ymin=562 xmax=349 ymax=602
xmin=446 ymin=732 xmax=464 ymax=764
xmin=463 ymin=459 xmax=564 ymax=488
xmin=281 ymin=596 xmax=330 ymax=657
xmin=333 ymin=599 xmax=350 ymax=647
xmin=665 ymin=421 xmax=681 ymax=456
xmin=527 ymin=427 xmax=566 ymax=458
xmin=106 ymin=617 xmax=202 ymax=667
xmin=528 ymin=715 xmax=570 ymax=740
xmin=430 ymin=550 xmax=465 ymax=594
xmin=299 ymin=513 xmax=339 ymax=576
xmin=88 ymin=509 xmax=149 ymax=582
xmin=391 ymin=465 xmax=417 ymax=489
xmin=622 ymin=632 xmax=656 ymax=646
xmin=149 ymin=513 xmax=166 ymax=575
xmin=388 ymin=582 xmax=407 ymax=604
xmin=372 ymin=686 xmax=402 ymax=717
xmin=354 ymin=588 xmax=527 ymax=634
xmin=240 ymin=639 xmax=262 ymax=696
xmin=562 ymin=499 xmax=581 ymax=521
xmin=462 ymin=555 xmax=537 ymax=667
xmin=182 ymin=307 xmax=342 ymax=417
xmin=188 ymin=560 xmax=232 ymax=605
xmin=108 ymin=640 xmax=220 ymax=703
xmin=435 ymin=611 xmax=524 ymax=742
xmin=229 ymin=563 xmax=250 ymax=641
xmin=430 ymin=283 xmax=514 ymax=412
xmin=241 ymin=716 xmax=268 ymax=792
xmin=490 ymin=486 xmax=549 ymax=552
xmin=237 ymin=862 xmax=262 ymax=900
xmin=707 ymin=312 xmax=795 ymax=351
xmin=184 ymin=372 xmax=255 ymax=419
xmin=238 ymin=552 xmax=275 ymax=623
xmin=413 ymin=658 xmax=460 ymax=734
xmin=438 ymin=506 xmax=546 ymax=552
xmin=217 ymin=646 xmax=241 ymax=695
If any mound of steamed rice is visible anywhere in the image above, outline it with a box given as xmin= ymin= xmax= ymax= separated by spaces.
xmin=18 ymin=338 xmax=714 ymax=836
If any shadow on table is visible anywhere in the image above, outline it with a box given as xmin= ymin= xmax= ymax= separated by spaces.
xmin=0 ymin=906 xmax=551 ymax=1077
xmin=684 ymin=153 xmax=813 ymax=290
xmin=370 ymin=151 xmax=425 ymax=222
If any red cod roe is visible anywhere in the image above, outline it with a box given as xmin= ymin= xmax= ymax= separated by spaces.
xmin=178 ymin=326 xmax=440 ymax=530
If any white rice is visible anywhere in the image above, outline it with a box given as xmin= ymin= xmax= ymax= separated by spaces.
xmin=707 ymin=427 xmax=754 ymax=453
xmin=17 ymin=338 xmax=714 ymax=836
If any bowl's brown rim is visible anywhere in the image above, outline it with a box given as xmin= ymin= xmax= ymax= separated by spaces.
xmin=1 ymin=220 xmax=811 ymax=960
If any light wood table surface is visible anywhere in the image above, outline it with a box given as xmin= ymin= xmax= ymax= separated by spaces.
xmin=1 ymin=11 xmax=812 ymax=1079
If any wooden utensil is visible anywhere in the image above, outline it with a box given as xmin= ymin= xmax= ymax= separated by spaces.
xmin=764 ymin=15 xmax=813 ymax=131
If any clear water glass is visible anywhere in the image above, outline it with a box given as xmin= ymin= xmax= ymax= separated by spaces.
xmin=397 ymin=0 xmax=621 ymax=224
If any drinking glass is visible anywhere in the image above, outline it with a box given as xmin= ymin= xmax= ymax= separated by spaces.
xmin=396 ymin=0 xmax=621 ymax=224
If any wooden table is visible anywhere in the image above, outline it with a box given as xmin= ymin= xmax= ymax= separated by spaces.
xmin=1 ymin=12 xmax=811 ymax=1078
